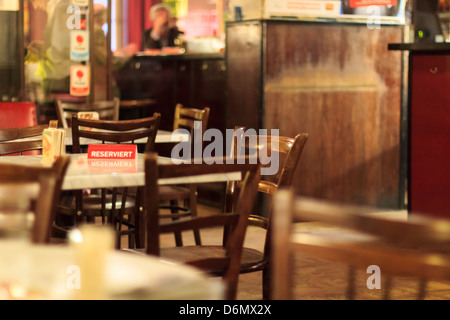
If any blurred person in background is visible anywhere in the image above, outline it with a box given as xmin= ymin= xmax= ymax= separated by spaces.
xmin=141 ymin=3 xmax=183 ymax=50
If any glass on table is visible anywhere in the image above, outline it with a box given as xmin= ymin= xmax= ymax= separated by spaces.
xmin=0 ymin=184 xmax=35 ymax=299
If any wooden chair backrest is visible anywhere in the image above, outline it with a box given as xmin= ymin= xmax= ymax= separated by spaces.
xmin=173 ymin=104 xmax=210 ymax=134
xmin=144 ymin=153 xmax=261 ymax=300
xmin=225 ymin=129 xmax=309 ymax=262
xmin=71 ymin=113 xmax=161 ymax=153
xmin=272 ymin=189 xmax=450 ymax=300
xmin=0 ymin=156 xmax=70 ymax=244
xmin=173 ymin=104 xmax=210 ymax=156
xmin=231 ymin=129 xmax=309 ymax=195
xmin=0 ymin=124 xmax=48 ymax=156
xmin=56 ymin=97 xmax=120 ymax=129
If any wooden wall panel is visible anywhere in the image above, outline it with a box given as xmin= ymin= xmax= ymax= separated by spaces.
xmin=262 ymin=22 xmax=403 ymax=208
xmin=226 ymin=21 xmax=403 ymax=208
xmin=226 ymin=21 xmax=262 ymax=130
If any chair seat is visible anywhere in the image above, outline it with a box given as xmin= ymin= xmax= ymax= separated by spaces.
xmin=240 ymin=248 xmax=267 ymax=273
xmin=125 ymin=246 xmax=266 ymax=275
xmin=59 ymin=192 xmax=136 ymax=217
xmin=158 ymin=185 xmax=190 ymax=201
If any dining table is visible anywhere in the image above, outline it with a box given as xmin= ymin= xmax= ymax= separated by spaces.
xmin=0 ymin=152 xmax=240 ymax=300
xmin=0 ymin=240 xmax=224 ymax=300
xmin=0 ymin=154 xmax=242 ymax=190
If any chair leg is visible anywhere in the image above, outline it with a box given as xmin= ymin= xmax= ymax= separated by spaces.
xmin=128 ymin=225 xmax=135 ymax=249
xmin=262 ymin=264 xmax=271 ymax=300
xmin=170 ymin=200 xmax=184 ymax=246
xmin=346 ymin=267 xmax=356 ymax=300
xmin=189 ymin=185 xmax=201 ymax=245
xmin=134 ymin=187 xmax=144 ymax=249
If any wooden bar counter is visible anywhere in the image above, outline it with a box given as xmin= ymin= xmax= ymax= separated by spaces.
xmin=226 ymin=19 xmax=404 ymax=209
xmin=113 ymin=52 xmax=226 ymax=132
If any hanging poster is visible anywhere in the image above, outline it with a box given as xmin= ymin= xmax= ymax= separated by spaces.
xmin=348 ymin=0 xmax=397 ymax=7
xmin=70 ymin=30 xmax=89 ymax=61
xmin=341 ymin=0 xmax=403 ymax=17
xmin=70 ymin=65 xmax=90 ymax=96
xmin=261 ymin=0 xmax=406 ymax=24
xmin=265 ymin=0 xmax=342 ymax=17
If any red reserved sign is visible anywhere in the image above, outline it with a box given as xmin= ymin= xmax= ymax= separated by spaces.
xmin=87 ymin=144 xmax=137 ymax=159
xmin=87 ymin=159 xmax=137 ymax=173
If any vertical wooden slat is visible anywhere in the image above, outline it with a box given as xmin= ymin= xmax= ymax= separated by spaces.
xmin=115 ymin=0 xmax=123 ymax=51
xmin=271 ymin=189 xmax=294 ymax=300
xmin=19 ymin=0 xmax=25 ymax=101
xmin=107 ymin=0 xmax=112 ymax=100
xmin=89 ymin=0 xmax=95 ymax=102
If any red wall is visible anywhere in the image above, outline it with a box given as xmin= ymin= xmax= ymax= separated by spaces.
xmin=128 ymin=0 xmax=161 ymax=51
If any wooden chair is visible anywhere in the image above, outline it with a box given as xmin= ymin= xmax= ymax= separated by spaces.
xmin=227 ymin=128 xmax=309 ymax=299
xmin=159 ymin=104 xmax=210 ymax=246
xmin=56 ymin=97 xmax=120 ymax=129
xmin=57 ymin=114 xmax=161 ymax=247
xmin=0 ymin=156 xmax=70 ymax=244
xmin=140 ymin=153 xmax=261 ymax=300
xmin=272 ymin=189 xmax=450 ymax=300
xmin=0 ymin=124 xmax=48 ymax=156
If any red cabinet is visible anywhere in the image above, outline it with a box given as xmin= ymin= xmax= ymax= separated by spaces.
xmin=390 ymin=43 xmax=450 ymax=216
xmin=408 ymin=47 xmax=450 ymax=217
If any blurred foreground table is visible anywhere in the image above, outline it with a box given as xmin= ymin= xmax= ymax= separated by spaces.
xmin=0 ymin=243 xmax=222 ymax=300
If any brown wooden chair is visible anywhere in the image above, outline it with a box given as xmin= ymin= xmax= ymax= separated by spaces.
xmin=56 ymin=114 xmax=161 ymax=247
xmin=272 ymin=190 xmax=450 ymax=300
xmin=56 ymin=97 xmax=120 ymax=129
xmin=0 ymin=124 xmax=48 ymax=156
xmin=227 ymin=128 xmax=309 ymax=299
xmin=139 ymin=153 xmax=261 ymax=300
xmin=159 ymin=104 xmax=210 ymax=246
xmin=0 ymin=156 xmax=70 ymax=244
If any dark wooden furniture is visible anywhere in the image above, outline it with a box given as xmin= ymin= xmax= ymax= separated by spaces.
xmin=71 ymin=114 xmax=160 ymax=154
xmin=272 ymin=189 xmax=450 ymax=300
xmin=229 ymin=130 xmax=309 ymax=299
xmin=389 ymin=43 xmax=450 ymax=218
xmin=0 ymin=9 xmax=24 ymax=101
xmin=159 ymin=104 xmax=210 ymax=246
xmin=56 ymin=97 xmax=120 ymax=129
xmin=0 ymin=124 xmax=48 ymax=155
xmin=118 ymin=98 xmax=157 ymax=120
xmin=0 ymin=156 xmax=70 ymax=244
xmin=139 ymin=153 xmax=261 ymax=300
xmin=57 ymin=114 xmax=161 ymax=247
xmin=226 ymin=20 xmax=404 ymax=209
xmin=113 ymin=53 xmax=226 ymax=132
